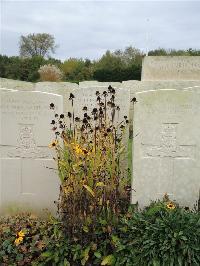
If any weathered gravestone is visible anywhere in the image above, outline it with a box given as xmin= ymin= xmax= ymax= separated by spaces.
xmin=79 ymin=81 xmax=122 ymax=87
xmin=74 ymin=86 xmax=130 ymax=125
xmin=142 ymin=56 xmax=200 ymax=81
xmin=132 ymin=89 xmax=200 ymax=209
xmin=35 ymin=82 xmax=78 ymax=125
xmin=0 ymin=78 xmax=34 ymax=91
xmin=0 ymin=91 xmax=63 ymax=213
xmin=0 ymin=88 xmax=18 ymax=92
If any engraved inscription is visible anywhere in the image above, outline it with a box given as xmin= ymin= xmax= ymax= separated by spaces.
xmin=142 ymin=123 xmax=196 ymax=159
xmin=142 ymin=57 xmax=200 ymax=80
xmin=141 ymin=123 xmax=196 ymax=197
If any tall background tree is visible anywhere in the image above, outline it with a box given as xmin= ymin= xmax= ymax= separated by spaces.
xmin=19 ymin=33 xmax=57 ymax=58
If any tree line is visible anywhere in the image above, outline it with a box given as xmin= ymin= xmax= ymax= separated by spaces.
xmin=0 ymin=33 xmax=199 ymax=83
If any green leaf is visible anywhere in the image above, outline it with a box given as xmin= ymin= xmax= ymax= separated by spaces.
xmin=63 ymin=258 xmax=70 ymax=266
xmin=83 ymin=185 xmax=95 ymax=197
xmin=81 ymin=246 xmax=90 ymax=265
xmin=94 ymin=251 xmax=102 ymax=258
xmin=101 ymin=254 xmax=116 ymax=265
xmin=41 ymin=251 xmax=52 ymax=257
xmin=83 ymin=226 xmax=89 ymax=233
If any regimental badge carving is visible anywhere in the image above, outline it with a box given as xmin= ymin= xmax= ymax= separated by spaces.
xmin=8 ymin=124 xmax=48 ymax=158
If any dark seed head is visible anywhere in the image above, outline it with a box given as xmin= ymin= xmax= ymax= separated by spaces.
xmin=50 ymin=103 xmax=55 ymax=109
xmin=108 ymin=85 xmax=112 ymax=91
xmin=68 ymin=112 xmax=72 ymax=118
xmin=92 ymin=108 xmax=98 ymax=114
xmin=131 ymin=97 xmax=137 ymax=103
xmin=83 ymin=106 xmax=87 ymax=111
xmin=60 ymin=114 xmax=64 ymax=119
xmin=83 ymin=118 xmax=88 ymax=124
xmin=69 ymin=93 xmax=75 ymax=100
xmin=51 ymin=120 xmax=55 ymax=125
xmin=75 ymin=117 xmax=80 ymax=122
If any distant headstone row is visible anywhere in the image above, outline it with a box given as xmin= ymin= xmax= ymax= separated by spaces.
xmin=0 ymin=56 xmax=200 ymax=213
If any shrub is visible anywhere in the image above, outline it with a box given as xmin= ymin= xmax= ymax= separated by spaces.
xmin=116 ymin=202 xmax=200 ymax=266
xmin=38 ymin=64 xmax=63 ymax=81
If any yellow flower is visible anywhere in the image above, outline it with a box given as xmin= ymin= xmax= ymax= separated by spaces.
xmin=48 ymin=139 xmax=59 ymax=148
xmin=17 ymin=230 xmax=25 ymax=238
xmin=166 ymin=202 xmax=175 ymax=210
xmin=14 ymin=236 xmax=23 ymax=246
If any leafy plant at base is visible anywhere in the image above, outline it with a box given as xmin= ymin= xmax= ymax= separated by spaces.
xmin=115 ymin=205 xmax=200 ymax=266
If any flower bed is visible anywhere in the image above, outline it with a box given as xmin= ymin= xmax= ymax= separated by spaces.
xmin=0 ymin=201 xmax=199 ymax=265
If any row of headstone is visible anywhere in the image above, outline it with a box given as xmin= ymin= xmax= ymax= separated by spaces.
xmin=0 ymin=85 xmax=130 ymax=214
xmin=0 ymin=56 xmax=200 ymax=213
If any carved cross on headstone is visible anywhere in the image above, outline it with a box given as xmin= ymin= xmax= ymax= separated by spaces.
xmin=142 ymin=123 xmax=196 ymax=198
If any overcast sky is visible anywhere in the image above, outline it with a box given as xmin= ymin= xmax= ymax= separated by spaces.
xmin=1 ymin=1 xmax=200 ymax=61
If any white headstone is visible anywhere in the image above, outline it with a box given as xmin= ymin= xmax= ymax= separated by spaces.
xmin=0 ymin=78 xmax=34 ymax=91
xmin=0 ymin=91 xmax=63 ymax=213
xmin=122 ymin=80 xmax=200 ymax=131
xmin=132 ymin=89 xmax=200 ymax=209
xmin=0 ymin=88 xmax=18 ymax=92
xmin=142 ymin=56 xmax=200 ymax=81
xmin=79 ymin=81 xmax=122 ymax=88
xmin=35 ymin=82 xmax=78 ymax=125
xmin=74 ymin=86 xmax=130 ymax=124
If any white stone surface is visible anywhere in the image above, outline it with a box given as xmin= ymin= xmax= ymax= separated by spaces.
xmin=142 ymin=56 xmax=200 ymax=81
xmin=35 ymin=82 xmax=78 ymax=127
xmin=122 ymin=80 xmax=200 ymax=130
xmin=0 ymin=91 xmax=63 ymax=213
xmin=74 ymin=86 xmax=130 ymax=124
xmin=79 ymin=81 xmax=122 ymax=88
xmin=0 ymin=78 xmax=34 ymax=91
xmin=132 ymin=89 xmax=200 ymax=209
xmin=0 ymin=88 xmax=18 ymax=92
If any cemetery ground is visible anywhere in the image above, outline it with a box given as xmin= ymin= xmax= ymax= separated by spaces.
xmin=0 ymin=87 xmax=200 ymax=266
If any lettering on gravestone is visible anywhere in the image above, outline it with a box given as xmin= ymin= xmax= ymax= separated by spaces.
xmin=141 ymin=123 xmax=196 ymax=197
